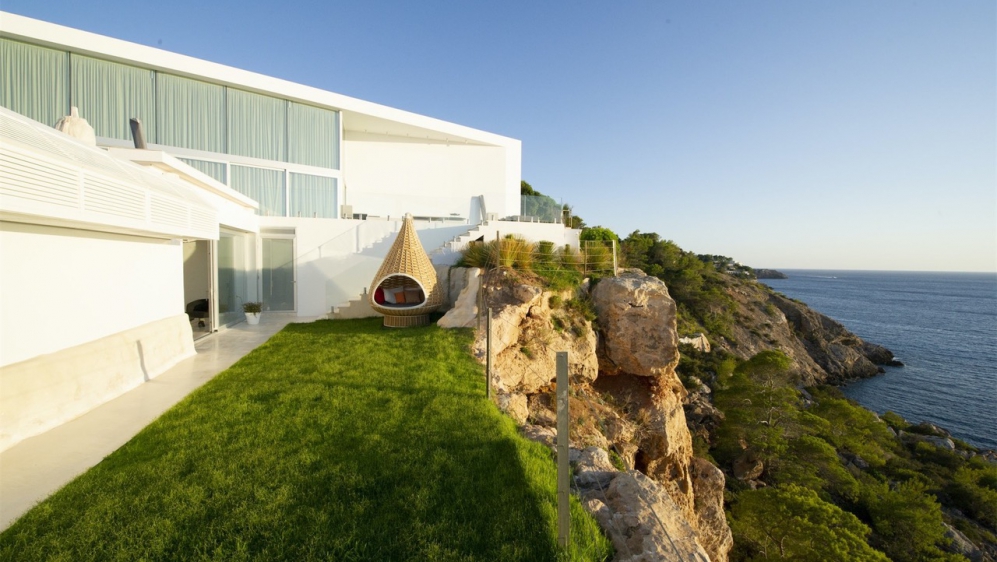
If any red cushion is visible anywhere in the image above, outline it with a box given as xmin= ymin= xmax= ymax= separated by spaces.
xmin=374 ymin=287 xmax=385 ymax=304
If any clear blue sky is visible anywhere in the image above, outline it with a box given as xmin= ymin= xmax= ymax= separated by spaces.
xmin=5 ymin=1 xmax=995 ymax=271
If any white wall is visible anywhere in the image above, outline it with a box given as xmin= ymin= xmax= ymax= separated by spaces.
xmin=258 ymin=217 xmax=483 ymax=316
xmin=0 ymin=221 xmax=184 ymax=367
xmin=344 ymin=133 xmax=510 ymax=220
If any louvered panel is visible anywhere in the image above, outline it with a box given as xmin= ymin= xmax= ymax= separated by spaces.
xmin=56 ymin=139 xmax=136 ymax=178
xmin=0 ymin=149 xmax=79 ymax=206
xmin=83 ymin=175 xmax=145 ymax=219
xmin=150 ymin=194 xmax=188 ymax=229
xmin=0 ymin=113 xmax=63 ymax=156
xmin=189 ymin=207 xmax=217 ymax=235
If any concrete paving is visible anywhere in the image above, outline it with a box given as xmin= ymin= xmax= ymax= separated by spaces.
xmin=0 ymin=313 xmax=321 ymax=531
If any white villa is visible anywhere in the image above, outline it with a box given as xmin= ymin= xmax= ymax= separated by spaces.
xmin=0 ymin=12 xmax=577 ymax=452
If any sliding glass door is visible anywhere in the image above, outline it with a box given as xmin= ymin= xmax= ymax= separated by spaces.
xmin=262 ymin=237 xmax=295 ymax=312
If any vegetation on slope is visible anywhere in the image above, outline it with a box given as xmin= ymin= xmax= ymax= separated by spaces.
xmin=0 ymin=319 xmax=612 ymax=562
xmin=616 ymin=231 xmax=995 ymax=560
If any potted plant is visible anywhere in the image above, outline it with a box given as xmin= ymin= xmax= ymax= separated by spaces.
xmin=243 ymin=302 xmax=263 ymax=325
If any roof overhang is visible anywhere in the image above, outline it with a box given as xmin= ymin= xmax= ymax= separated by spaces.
xmin=0 ymin=11 xmax=520 ymax=149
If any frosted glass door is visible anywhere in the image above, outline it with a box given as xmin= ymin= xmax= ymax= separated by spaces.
xmin=263 ymin=238 xmax=295 ymax=311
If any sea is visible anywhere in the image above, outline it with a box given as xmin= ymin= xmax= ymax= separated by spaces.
xmin=759 ymin=270 xmax=997 ymax=451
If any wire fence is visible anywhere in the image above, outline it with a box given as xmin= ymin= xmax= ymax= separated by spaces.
xmin=457 ymin=236 xmax=618 ymax=278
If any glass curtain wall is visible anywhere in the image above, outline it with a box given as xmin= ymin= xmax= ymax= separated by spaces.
xmin=71 ymin=54 xmax=156 ymax=141
xmin=230 ymin=165 xmax=285 ymax=216
xmin=289 ymin=173 xmax=337 ymax=218
xmin=217 ymin=228 xmax=256 ymax=326
xmin=0 ymin=39 xmax=69 ymax=127
xmin=157 ymin=73 xmax=226 ymax=153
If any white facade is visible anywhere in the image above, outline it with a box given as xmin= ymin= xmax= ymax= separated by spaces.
xmin=0 ymin=13 xmax=576 ymax=452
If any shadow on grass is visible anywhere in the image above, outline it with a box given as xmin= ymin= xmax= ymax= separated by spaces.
xmin=0 ymin=318 xmax=610 ymax=561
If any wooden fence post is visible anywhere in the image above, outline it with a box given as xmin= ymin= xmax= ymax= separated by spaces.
xmin=556 ymin=351 xmax=570 ymax=550
xmin=486 ymin=308 xmax=493 ymax=399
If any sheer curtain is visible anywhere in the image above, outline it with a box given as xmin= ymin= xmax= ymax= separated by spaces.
xmin=156 ymin=73 xmax=225 ymax=152
xmin=71 ymin=54 xmax=155 ymax=141
xmin=227 ymin=88 xmax=286 ymax=162
xmin=289 ymin=173 xmax=337 ymax=218
xmin=288 ymin=102 xmax=339 ymax=169
xmin=0 ymin=39 xmax=69 ymax=127
xmin=230 ymin=165 xmax=285 ymax=216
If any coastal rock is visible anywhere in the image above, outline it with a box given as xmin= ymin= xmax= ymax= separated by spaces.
xmin=591 ymin=269 xmax=680 ymax=378
xmin=689 ymin=457 xmax=734 ymax=562
xmin=767 ymin=292 xmax=892 ymax=383
xmin=572 ymin=446 xmax=617 ymax=491
xmin=584 ymin=471 xmax=711 ymax=562
xmin=679 ymin=333 xmax=711 ymax=353
xmin=943 ymin=523 xmax=985 ymax=562
xmin=733 ymin=453 xmax=764 ymax=481
xmin=900 ymin=431 xmax=957 ymax=451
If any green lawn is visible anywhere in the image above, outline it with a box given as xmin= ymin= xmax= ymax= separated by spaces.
xmin=0 ymin=319 xmax=611 ymax=561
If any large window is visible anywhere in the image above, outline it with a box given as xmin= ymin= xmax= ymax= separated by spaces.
xmin=0 ymin=39 xmax=342 ymax=172
xmin=71 ymin=55 xmax=155 ymax=141
xmin=230 ymin=165 xmax=285 ymax=216
xmin=0 ymin=39 xmax=69 ymax=127
xmin=227 ymin=89 xmax=287 ymax=162
xmin=288 ymin=102 xmax=340 ymax=169
xmin=289 ymin=173 xmax=337 ymax=218
xmin=157 ymin=74 xmax=226 ymax=153
xmin=179 ymin=158 xmax=227 ymax=184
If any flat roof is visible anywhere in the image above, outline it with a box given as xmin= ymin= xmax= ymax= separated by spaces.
xmin=0 ymin=11 xmax=519 ymax=149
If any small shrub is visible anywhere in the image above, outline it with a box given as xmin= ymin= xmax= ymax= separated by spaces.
xmin=520 ymin=346 xmax=533 ymax=359
xmin=609 ymin=449 xmax=627 ymax=471
xmin=548 ymin=295 xmax=562 ymax=309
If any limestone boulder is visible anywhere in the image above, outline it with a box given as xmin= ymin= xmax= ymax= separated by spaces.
xmin=679 ymin=333 xmax=711 ymax=353
xmin=584 ymin=470 xmax=711 ymax=562
xmin=496 ymin=392 xmax=528 ymax=425
xmin=437 ymin=268 xmax=482 ymax=328
xmin=591 ymin=270 xmax=680 ymax=378
xmin=689 ymin=458 xmax=733 ymax=562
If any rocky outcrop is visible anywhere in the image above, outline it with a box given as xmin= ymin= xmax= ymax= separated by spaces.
xmin=689 ymin=458 xmax=734 ymax=562
xmin=582 ymin=470 xmax=712 ymax=562
xmin=444 ymin=270 xmax=731 ymax=562
xmin=591 ymin=270 xmax=680 ymax=379
xmin=679 ymin=333 xmax=711 ymax=352
xmin=717 ymin=279 xmax=900 ymax=386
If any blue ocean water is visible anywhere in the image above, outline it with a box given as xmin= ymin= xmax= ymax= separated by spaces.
xmin=760 ymin=270 xmax=997 ymax=450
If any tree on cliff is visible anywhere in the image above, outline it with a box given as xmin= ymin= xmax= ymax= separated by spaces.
xmin=730 ymin=484 xmax=889 ymax=561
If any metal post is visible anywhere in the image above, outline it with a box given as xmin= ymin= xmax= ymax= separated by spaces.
xmin=486 ymin=308 xmax=493 ymax=399
xmin=556 ymin=351 xmax=570 ymax=550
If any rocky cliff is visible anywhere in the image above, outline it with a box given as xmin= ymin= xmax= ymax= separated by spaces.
xmin=442 ymin=268 xmax=733 ymax=562
xmin=717 ymin=279 xmax=899 ymax=385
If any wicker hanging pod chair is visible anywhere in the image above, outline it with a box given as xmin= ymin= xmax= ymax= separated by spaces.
xmin=368 ymin=214 xmax=444 ymax=327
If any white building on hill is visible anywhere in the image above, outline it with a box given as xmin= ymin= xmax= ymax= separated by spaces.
xmin=0 ymin=12 xmax=577 ymax=451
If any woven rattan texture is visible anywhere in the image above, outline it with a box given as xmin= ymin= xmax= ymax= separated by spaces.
xmin=368 ymin=215 xmax=444 ymax=317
